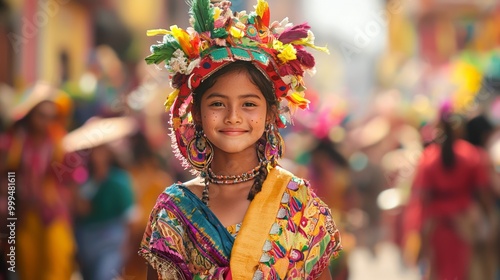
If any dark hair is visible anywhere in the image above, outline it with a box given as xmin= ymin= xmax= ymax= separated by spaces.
xmin=130 ymin=131 xmax=155 ymax=163
xmin=311 ymin=139 xmax=349 ymax=168
xmin=87 ymin=146 xmax=123 ymax=176
xmin=465 ymin=114 xmax=493 ymax=147
xmin=13 ymin=100 xmax=54 ymax=130
xmin=439 ymin=114 xmax=465 ymax=169
xmin=440 ymin=118 xmax=455 ymax=169
xmin=192 ymin=61 xmax=278 ymax=200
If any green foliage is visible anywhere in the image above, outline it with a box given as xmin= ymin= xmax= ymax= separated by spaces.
xmin=145 ymin=35 xmax=181 ymax=65
xmin=188 ymin=0 xmax=214 ymax=34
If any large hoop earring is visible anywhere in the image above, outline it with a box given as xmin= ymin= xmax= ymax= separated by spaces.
xmin=260 ymin=123 xmax=283 ymax=164
xmin=186 ymin=128 xmax=213 ymax=171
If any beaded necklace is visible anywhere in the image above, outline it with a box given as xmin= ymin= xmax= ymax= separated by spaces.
xmin=207 ymin=165 xmax=261 ymax=184
xmin=201 ymin=162 xmax=265 ymax=205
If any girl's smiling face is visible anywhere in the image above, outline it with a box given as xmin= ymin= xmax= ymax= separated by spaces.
xmin=199 ymin=70 xmax=267 ymax=156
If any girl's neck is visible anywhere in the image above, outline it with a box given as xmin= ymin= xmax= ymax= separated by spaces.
xmin=209 ymin=148 xmax=260 ymax=176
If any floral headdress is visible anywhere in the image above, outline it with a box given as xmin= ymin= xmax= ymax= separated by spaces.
xmin=146 ymin=0 xmax=328 ymax=170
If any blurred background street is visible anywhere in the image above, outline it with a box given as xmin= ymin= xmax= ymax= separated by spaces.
xmin=1 ymin=0 xmax=500 ymax=279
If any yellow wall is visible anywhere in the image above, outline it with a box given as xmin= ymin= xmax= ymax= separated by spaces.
xmin=39 ymin=0 xmax=91 ymax=85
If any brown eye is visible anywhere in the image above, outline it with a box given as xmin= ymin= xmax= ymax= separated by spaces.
xmin=210 ymin=102 xmax=224 ymax=107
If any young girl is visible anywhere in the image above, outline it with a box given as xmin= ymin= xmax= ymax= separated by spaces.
xmin=140 ymin=1 xmax=342 ymax=279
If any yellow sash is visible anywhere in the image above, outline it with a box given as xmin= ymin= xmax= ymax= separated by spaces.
xmin=229 ymin=166 xmax=293 ymax=279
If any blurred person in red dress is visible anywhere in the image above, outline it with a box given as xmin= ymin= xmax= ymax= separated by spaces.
xmin=410 ymin=104 xmax=494 ymax=280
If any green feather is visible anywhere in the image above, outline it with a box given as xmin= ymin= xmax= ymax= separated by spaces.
xmin=145 ymin=35 xmax=182 ymax=65
xmin=187 ymin=0 xmax=214 ymax=33
xmin=212 ymin=28 xmax=228 ymax=39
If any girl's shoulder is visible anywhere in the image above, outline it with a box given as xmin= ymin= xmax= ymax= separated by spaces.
xmin=271 ymin=165 xmax=314 ymax=199
xmin=152 ymin=178 xmax=205 ymax=208
xmin=162 ymin=177 xmax=205 ymax=201
xmin=277 ymin=165 xmax=310 ymax=182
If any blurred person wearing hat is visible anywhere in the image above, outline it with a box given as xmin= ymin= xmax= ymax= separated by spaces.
xmin=409 ymin=104 xmax=495 ymax=280
xmin=0 ymin=81 xmax=75 ymax=280
xmin=62 ymin=116 xmax=137 ymax=280
xmin=139 ymin=0 xmax=342 ymax=279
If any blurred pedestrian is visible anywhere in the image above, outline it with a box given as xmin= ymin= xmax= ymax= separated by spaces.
xmin=410 ymin=106 xmax=494 ymax=280
xmin=310 ymin=139 xmax=351 ymax=280
xmin=63 ymin=116 xmax=137 ymax=280
xmin=122 ymin=131 xmax=173 ymax=279
xmin=491 ymin=131 xmax=500 ymax=280
xmin=0 ymin=81 xmax=75 ymax=280
xmin=465 ymin=114 xmax=499 ymax=280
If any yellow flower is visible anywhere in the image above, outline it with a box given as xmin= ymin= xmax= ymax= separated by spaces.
xmin=277 ymin=44 xmax=297 ymax=63
xmin=272 ymin=39 xmax=283 ymax=50
xmin=200 ymin=41 xmax=211 ymax=52
xmin=213 ymin=7 xmax=221 ymax=20
xmin=230 ymin=26 xmax=244 ymax=38
xmin=170 ymin=25 xmax=196 ymax=57
xmin=255 ymin=0 xmax=269 ymax=19
xmin=293 ymin=31 xmax=330 ymax=54
xmin=286 ymin=92 xmax=310 ymax=110
xmin=164 ymin=89 xmax=179 ymax=112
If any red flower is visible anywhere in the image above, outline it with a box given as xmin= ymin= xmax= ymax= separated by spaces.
xmin=278 ymin=60 xmax=303 ymax=76
xmin=296 ymin=48 xmax=315 ymax=69
xmin=278 ymin=23 xmax=310 ymax=44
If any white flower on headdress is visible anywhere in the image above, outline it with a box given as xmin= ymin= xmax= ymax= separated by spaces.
xmin=271 ymin=17 xmax=291 ymax=35
xmin=307 ymin=30 xmax=316 ymax=42
xmin=162 ymin=35 xmax=170 ymax=44
xmin=306 ymin=67 xmax=317 ymax=76
xmin=186 ymin=58 xmax=201 ymax=74
xmin=281 ymin=75 xmax=293 ymax=85
xmin=172 ymin=48 xmax=186 ymax=58
xmin=281 ymin=75 xmax=299 ymax=89
xmin=168 ymin=49 xmax=188 ymax=74
xmin=236 ymin=11 xmax=249 ymax=24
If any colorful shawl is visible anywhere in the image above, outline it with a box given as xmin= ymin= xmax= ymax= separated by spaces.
xmin=139 ymin=166 xmax=341 ymax=279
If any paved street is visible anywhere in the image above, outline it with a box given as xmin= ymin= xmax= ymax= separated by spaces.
xmin=348 ymin=242 xmax=422 ymax=280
